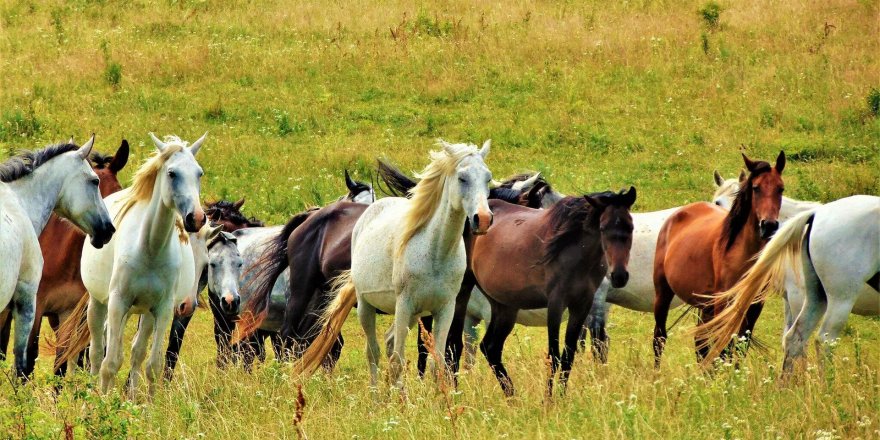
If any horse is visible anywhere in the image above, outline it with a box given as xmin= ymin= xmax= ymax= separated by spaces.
xmin=373 ymin=162 xmax=560 ymax=376
xmin=652 ymin=152 xmax=786 ymax=368
xmin=712 ymin=169 xmax=820 ymax=216
xmin=294 ymin=140 xmax=493 ymax=389
xmin=472 ymin=188 xmax=636 ymax=396
xmin=204 ymin=198 xmax=264 ymax=232
xmin=0 ymin=135 xmax=115 ymax=377
xmin=0 ymin=140 xmax=128 ymax=378
xmin=65 ymin=132 xmax=207 ymax=396
xmin=695 ymin=195 xmax=879 ymax=372
xmin=203 ymin=171 xmax=374 ymax=370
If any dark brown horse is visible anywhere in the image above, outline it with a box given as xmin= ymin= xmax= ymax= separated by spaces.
xmin=652 ymin=152 xmax=785 ymax=367
xmin=472 ymin=189 xmax=636 ymax=396
xmin=0 ymin=140 xmax=129 ymax=377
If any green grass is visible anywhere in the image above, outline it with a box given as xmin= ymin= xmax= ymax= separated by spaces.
xmin=1 ymin=0 xmax=878 ymax=438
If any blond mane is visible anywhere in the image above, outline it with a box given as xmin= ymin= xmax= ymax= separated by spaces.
xmin=396 ymin=140 xmax=483 ymax=257
xmin=115 ymin=136 xmax=191 ymax=242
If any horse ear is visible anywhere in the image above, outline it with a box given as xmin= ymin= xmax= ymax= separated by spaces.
xmin=77 ymin=134 xmax=95 ymax=159
xmin=622 ymin=186 xmax=637 ymax=207
xmin=149 ymin=132 xmax=167 ymax=152
xmin=189 ymin=131 xmax=208 ymax=156
xmin=584 ymin=195 xmax=606 ymax=210
xmin=479 ymin=139 xmax=491 ymax=158
xmin=345 ymin=170 xmax=357 ymax=192
xmin=713 ymin=170 xmax=724 ymax=187
xmin=775 ymin=150 xmax=786 ymax=173
xmin=109 ymin=140 xmax=130 ymax=173
xmin=207 ymin=208 xmax=222 ymax=222
xmin=741 ymin=153 xmax=758 ymax=173
xmin=738 ymin=169 xmax=747 ymax=182
xmin=203 ymin=223 xmax=223 ymax=241
xmin=232 ymin=198 xmax=245 ymax=210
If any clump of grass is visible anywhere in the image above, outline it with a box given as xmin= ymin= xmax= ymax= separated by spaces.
xmin=866 ymin=87 xmax=880 ymax=117
xmin=50 ymin=7 xmax=65 ymax=44
xmin=204 ymin=100 xmax=227 ymax=123
xmin=699 ymin=2 xmax=722 ymax=30
xmin=0 ymin=108 xmax=42 ymax=142
xmin=105 ymin=62 xmax=122 ymax=88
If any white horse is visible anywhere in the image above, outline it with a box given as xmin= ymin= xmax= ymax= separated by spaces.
xmin=296 ymin=140 xmax=493 ymax=388
xmin=79 ymin=133 xmax=207 ymax=396
xmin=696 ymin=195 xmax=879 ymax=372
xmin=0 ymin=136 xmax=115 ymax=376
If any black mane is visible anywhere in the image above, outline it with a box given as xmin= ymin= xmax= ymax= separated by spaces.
xmin=89 ymin=152 xmax=114 ymax=169
xmin=206 ymin=200 xmax=264 ymax=227
xmin=540 ymin=190 xmax=632 ymax=263
xmin=722 ymin=161 xmax=772 ymax=250
xmin=0 ymin=142 xmax=79 ymax=183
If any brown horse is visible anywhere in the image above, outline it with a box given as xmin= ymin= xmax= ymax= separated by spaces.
xmin=471 ymin=189 xmax=636 ymax=396
xmin=0 ymin=140 xmax=129 ymax=377
xmin=652 ymin=152 xmax=785 ymax=367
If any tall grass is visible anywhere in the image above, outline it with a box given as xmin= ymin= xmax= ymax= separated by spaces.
xmin=0 ymin=0 xmax=878 ymax=438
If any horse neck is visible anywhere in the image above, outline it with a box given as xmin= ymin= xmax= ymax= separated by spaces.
xmin=139 ymin=176 xmax=179 ymax=254
xmin=422 ymin=179 xmax=467 ymax=259
xmin=731 ymin=208 xmax=763 ymax=257
xmin=780 ymin=196 xmax=820 ymax=221
xmin=6 ymin=164 xmax=65 ymax=234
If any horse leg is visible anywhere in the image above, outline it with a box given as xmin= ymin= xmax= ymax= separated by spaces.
xmin=479 ymin=304 xmax=518 ymax=396
xmin=100 ymin=295 xmax=129 ymax=393
xmin=695 ymin=307 xmax=716 ymax=362
xmin=416 ymin=316 xmax=432 ymax=378
xmin=782 ymin=262 xmax=826 ymax=374
xmin=390 ymin=296 xmax=414 ymax=390
xmin=87 ymin=297 xmax=108 ymax=375
xmin=462 ymin=314 xmax=480 ymax=371
xmin=144 ymin=306 xmax=173 ymax=396
xmin=163 ymin=313 xmax=192 ymax=381
xmin=545 ymin=295 xmax=566 ymax=397
xmin=357 ymin=300 xmax=380 ymax=388
xmin=446 ymin=272 xmax=476 ymax=377
xmin=560 ymin=303 xmax=591 ymax=394
xmin=11 ymin=282 xmax=37 ymax=379
xmin=326 ymin=333 xmax=343 ymax=371
xmin=430 ymin=299 xmax=456 ymax=383
xmin=209 ymin=294 xmax=235 ymax=368
xmin=0 ymin=308 xmax=10 ymax=360
xmin=814 ymin=297 xmax=856 ymax=368
xmin=24 ymin=303 xmax=45 ymax=377
xmin=255 ymin=330 xmax=269 ymax=363
xmin=585 ymin=277 xmax=611 ymax=363
xmin=652 ymin=275 xmax=675 ymax=369
xmin=127 ymin=313 xmax=155 ymax=399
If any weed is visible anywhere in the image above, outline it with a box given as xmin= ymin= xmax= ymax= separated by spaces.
xmin=699 ymin=2 xmax=722 ymax=30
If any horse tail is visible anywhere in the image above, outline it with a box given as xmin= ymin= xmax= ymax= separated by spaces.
xmin=49 ymin=293 xmax=91 ymax=370
xmin=694 ymin=210 xmax=816 ymax=364
xmin=293 ymin=271 xmax=356 ymax=376
xmin=234 ymin=210 xmax=312 ymax=343
xmin=376 ymin=158 xmax=416 ymax=197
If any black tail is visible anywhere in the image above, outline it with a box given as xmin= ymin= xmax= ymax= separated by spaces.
xmin=235 ymin=209 xmax=314 ymax=342
xmin=376 ymin=158 xmax=417 ymax=197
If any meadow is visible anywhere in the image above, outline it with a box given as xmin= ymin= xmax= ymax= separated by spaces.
xmin=1 ymin=0 xmax=878 ymax=438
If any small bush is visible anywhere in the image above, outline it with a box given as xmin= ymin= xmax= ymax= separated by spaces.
xmin=699 ymin=2 xmax=722 ymax=30
xmin=105 ymin=62 xmax=122 ymax=88
xmin=866 ymin=87 xmax=880 ymax=117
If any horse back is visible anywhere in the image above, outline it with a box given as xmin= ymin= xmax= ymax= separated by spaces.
xmin=654 ymin=202 xmax=726 ymax=304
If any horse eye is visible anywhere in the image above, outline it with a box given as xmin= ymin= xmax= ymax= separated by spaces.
xmin=458 ymin=177 xmax=467 ymax=184
xmin=752 ymin=186 xmax=760 ymax=193
xmin=91 ymin=178 xmax=100 ymax=186
xmin=779 ymin=187 xmax=785 ymax=193
xmin=168 ymin=170 xmax=176 ymax=179
xmin=210 ymin=262 xmax=217 ymax=268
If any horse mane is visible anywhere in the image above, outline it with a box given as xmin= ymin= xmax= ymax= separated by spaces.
xmin=89 ymin=152 xmax=114 ymax=169
xmin=489 ymin=187 xmax=524 ymax=204
xmin=205 ymin=199 xmax=265 ymax=227
xmin=722 ymin=161 xmax=772 ymax=250
xmin=0 ymin=142 xmax=79 ymax=183
xmin=375 ymin=157 xmax=416 ymax=197
xmin=114 ymin=136 xmax=188 ymax=223
xmin=539 ymin=190 xmax=632 ymax=264
xmin=396 ymin=140 xmax=484 ymax=257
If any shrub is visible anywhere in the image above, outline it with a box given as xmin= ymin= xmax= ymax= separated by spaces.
xmin=699 ymin=2 xmax=722 ymax=30
xmin=866 ymin=87 xmax=880 ymax=117
xmin=105 ymin=62 xmax=122 ymax=88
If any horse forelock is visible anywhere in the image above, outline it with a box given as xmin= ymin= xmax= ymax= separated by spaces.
xmin=0 ymin=142 xmax=79 ymax=183
xmin=114 ymin=143 xmax=186 ymax=223
xmin=396 ymin=142 xmax=485 ymax=257
xmin=722 ymin=161 xmax=771 ymax=250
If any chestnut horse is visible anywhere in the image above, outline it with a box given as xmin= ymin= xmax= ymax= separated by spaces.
xmin=652 ymin=152 xmax=786 ymax=367
xmin=0 ymin=141 xmax=129 ymax=377
xmin=472 ymin=189 xmax=636 ymax=396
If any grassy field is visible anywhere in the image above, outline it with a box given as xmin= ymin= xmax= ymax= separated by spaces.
xmin=1 ymin=0 xmax=879 ymax=438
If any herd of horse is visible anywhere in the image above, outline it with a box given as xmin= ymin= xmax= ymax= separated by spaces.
xmin=0 ymin=133 xmax=876 ymax=399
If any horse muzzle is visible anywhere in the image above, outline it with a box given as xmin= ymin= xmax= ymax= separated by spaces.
xmin=759 ymin=220 xmax=779 ymax=240
xmin=90 ymin=221 xmax=116 ymax=249
xmin=220 ymin=293 xmax=240 ymax=316
xmin=610 ymin=269 xmax=630 ymax=289
xmin=184 ymin=211 xmax=206 ymax=233
xmin=470 ymin=211 xmax=494 ymax=235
